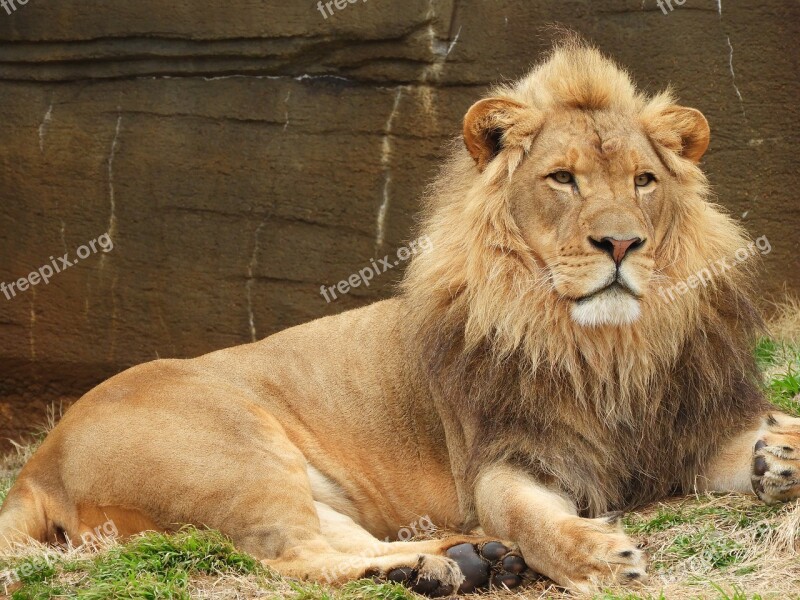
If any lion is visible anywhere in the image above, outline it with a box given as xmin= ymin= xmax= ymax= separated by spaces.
xmin=1 ymin=39 xmax=798 ymax=595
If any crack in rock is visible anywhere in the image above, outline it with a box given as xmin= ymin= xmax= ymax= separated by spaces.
xmin=29 ymin=289 xmax=36 ymax=361
xmin=446 ymin=26 xmax=462 ymax=57
xmin=105 ymin=113 xmax=122 ymax=256
xmin=59 ymin=219 xmax=67 ymax=255
xmin=375 ymin=87 xmax=404 ymax=253
xmin=726 ymin=36 xmax=746 ymax=118
xmin=38 ymin=103 xmax=53 ymax=153
xmin=246 ymin=219 xmax=268 ymax=342
xmin=283 ymin=91 xmax=291 ymax=131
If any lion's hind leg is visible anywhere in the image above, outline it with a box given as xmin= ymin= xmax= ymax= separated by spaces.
xmin=0 ymin=457 xmax=81 ymax=552
xmin=302 ymin=501 xmax=528 ymax=594
xmin=0 ymin=481 xmax=50 ymax=552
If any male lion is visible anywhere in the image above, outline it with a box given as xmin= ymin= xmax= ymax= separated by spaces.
xmin=1 ymin=40 xmax=798 ymax=595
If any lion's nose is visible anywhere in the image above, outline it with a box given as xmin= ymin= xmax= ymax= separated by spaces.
xmin=589 ymin=236 xmax=644 ymax=266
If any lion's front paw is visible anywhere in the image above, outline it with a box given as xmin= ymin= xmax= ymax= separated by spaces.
xmin=542 ymin=514 xmax=647 ymax=593
xmin=752 ymin=414 xmax=800 ymax=503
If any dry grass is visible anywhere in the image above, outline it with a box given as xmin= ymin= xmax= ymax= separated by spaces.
xmin=767 ymin=296 xmax=800 ymax=343
xmin=1 ymin=308 xmax=799 ymax=599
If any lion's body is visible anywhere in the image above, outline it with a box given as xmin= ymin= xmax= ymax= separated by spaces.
xmin=1 ymin=39 xmax=797 ymax=593
xmin=1 ymin=300 xmax=460 ymax=542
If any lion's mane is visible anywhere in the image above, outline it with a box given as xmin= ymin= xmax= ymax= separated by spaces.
xmin=400 ymin=39 xmax=769 ymax=516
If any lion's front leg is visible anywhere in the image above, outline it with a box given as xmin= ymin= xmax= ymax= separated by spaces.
xmin=474 ymin=464 xmax=647 ymax=593
xmin=701 ymin=413 xmax=800 ymax=503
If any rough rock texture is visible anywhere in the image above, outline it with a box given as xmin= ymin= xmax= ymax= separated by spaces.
xmin=0 ymin=0 xmax=798 ymax=447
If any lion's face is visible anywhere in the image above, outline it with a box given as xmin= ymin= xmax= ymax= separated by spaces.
xmin=508 ymin=109 xmax=666 ymax=327
xmin=462 ymin=76 xmax=710 ymax=328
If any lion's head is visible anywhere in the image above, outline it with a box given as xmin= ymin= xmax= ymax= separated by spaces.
xmin=462 ymin=43 xmax=719 ymax=329
xmin=477 ymin=99 xmax=709 ymax=329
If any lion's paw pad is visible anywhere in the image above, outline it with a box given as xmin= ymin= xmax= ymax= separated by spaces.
xmin=445 ymin=542 xmax=527 ymax=593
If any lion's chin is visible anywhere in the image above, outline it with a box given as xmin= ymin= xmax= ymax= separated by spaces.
xmin=569 ymin=287 xmax=641 ymax=327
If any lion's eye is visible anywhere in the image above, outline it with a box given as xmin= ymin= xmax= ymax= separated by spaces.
xmin=550 ymin=171 xmax=575 ymax=185
xmin=634 ymin=173 xmax=656 ymax=187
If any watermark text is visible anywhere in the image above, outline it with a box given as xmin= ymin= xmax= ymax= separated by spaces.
xmin=1 ymin=233 xmax=114 ymax=301
xmin=320 ymin=235 xmax=432 ymax=303
xmin=658 ymin=235 xmax=771 ymax=303
xmin=317 ymin=0 xmax=368 ymax=20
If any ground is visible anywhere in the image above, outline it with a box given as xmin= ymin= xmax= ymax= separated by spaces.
xmin=1 ymin=302 xmax=799 ymax=600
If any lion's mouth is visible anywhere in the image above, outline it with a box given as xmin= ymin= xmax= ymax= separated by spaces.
xmin=574 ymin=279 xmax=640 ymax=304
xmin=569 ymin=279 xmax=643 ymax=327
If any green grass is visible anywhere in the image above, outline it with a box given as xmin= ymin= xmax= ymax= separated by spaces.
xmin=757 ymin=338 xmax=800 ymax=416
xmin=624 ymin=502 xmax=782 ymax=536
xmin=3 ymin=528 xmax=266 ymax=600
xmin=626 ymin=505 xmax=761 ymax=574
xmin=0 ymin=474 xmax=13 ymax=506
xmin=84 ymin=528 xmax=262 ymax=599
xmin=592 ymin=585 xmax=769 ymax=600
xmin=706 ymin=582 xmax=765 ymax=600
xmin=1 ymin=529 xmax=419 ymax=600
xmin=594 ymin=591 xmax=667 ymax=600
xmin=755 ymin=338 xmax=780 ymax=369
xmin=767 ymin=368 xmax=800 ymax=416
xmin=665 ymin=528 xmax=748 ymax=570
xmin=289 ymin=580 xmax=418 ymax=600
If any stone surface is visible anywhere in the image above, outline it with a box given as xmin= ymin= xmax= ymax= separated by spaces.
xmin=0 ymin=0 xmax=798 ymax=447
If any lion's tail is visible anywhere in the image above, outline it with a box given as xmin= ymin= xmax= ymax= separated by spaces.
xmin=0 ymin=478 xmax=51 ymax=552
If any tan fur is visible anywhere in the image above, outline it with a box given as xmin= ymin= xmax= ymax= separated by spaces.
xmin=1 ymin=38 xmax=798 ymax=593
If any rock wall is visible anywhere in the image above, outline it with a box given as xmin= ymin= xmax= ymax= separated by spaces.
xmin=0 ymin=0 xmax=798 ymax=446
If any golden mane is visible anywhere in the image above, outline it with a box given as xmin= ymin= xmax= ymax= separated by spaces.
xmin=400 ymin=40 xmax=768 ymax=515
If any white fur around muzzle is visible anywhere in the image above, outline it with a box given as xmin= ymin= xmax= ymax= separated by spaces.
xmin=570 ymin=287 xmax=641 ymax=327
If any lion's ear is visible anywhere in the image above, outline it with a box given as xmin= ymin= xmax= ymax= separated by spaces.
xmin=463 ymin=98 xmax=530 ymax=171
xmin=647 ymin=105 xmax=710 ymax=163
